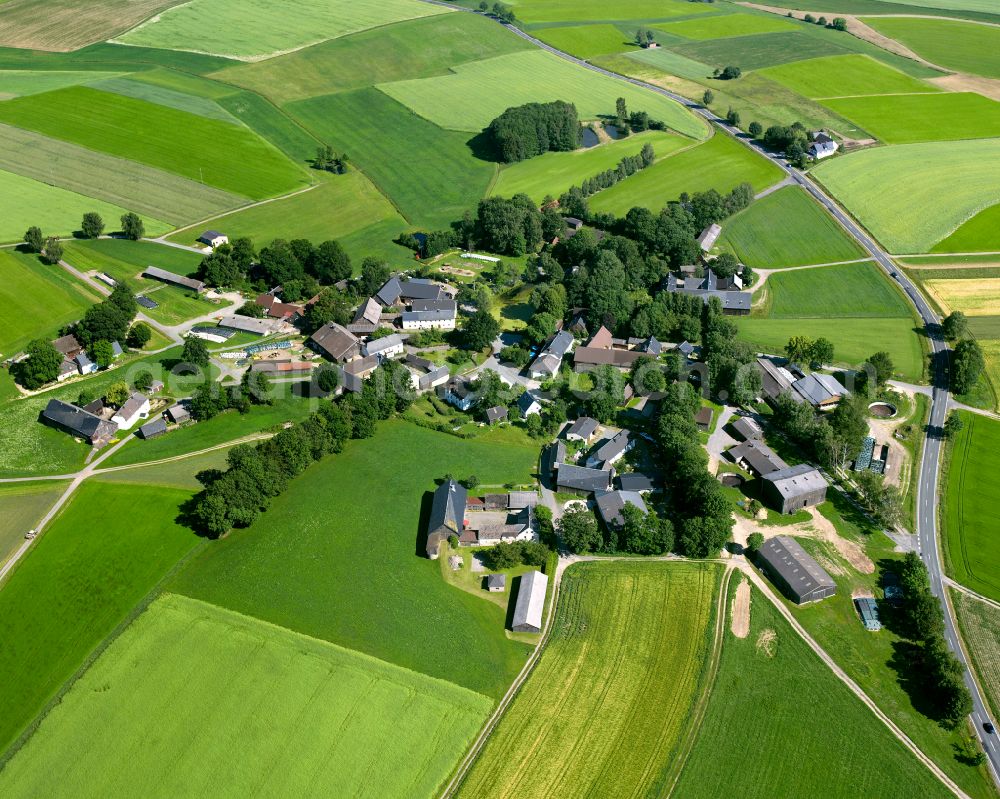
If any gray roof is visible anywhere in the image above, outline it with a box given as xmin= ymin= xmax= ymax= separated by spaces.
xmin=573 ymin=347 xmax=645 ymax=368
xmin=354 ymin=297 xmax=382 ymax=326
xmin=594 ymin=490 xmax=647 ymax=529
xmin=678 ymin=340 xmax=694 ymax=356
xmin=487 ymin=573 xmax=506 ymax=589
xmin=115 ymin=392 xmax=148 ymax=421
xmin=792 ymin=372 xmax=849 ymax=407
xmin=544 ymin=440 xmax=567 ymax=475
xmin=166 ymin=404 xmax=190 ymax=423
xmin=310 ymin=322 xmax=360 ymax=361
xmin=591 ymin=430 xmax=630 ymax=465
xmin=616 ymin=472 xmax=656 ymax=492
xmin=419 ymin=365 xmax=450 ymax=389
xmin=545 ymin=330 xmax=574 ymax=358
xmin=52 ymin=334 xmax=82 ymax=357
xmin=401 ymin=278 xmax=447 ymax=301
xmin=566 ymin=416 xmax=599 ymax=440
xmin=410 ymin=298 xmax=457 ymax=314
xmin=363 ymin=334 xmax=405 ymax=356
xmin=729 ymin=440 xmax=787 ymax=476
xmin=759 ymin=536 xmax=836 ymax=603
xmin=512 ymin=570 xmax=548 ymax=632
xmin=199 ymin=230 xmax=224 ymax=241
xmin=731 ymin=416 xmax=763 ymax=441
xmin=218 ymin=315 xmax=275 ymax=336
xmin=557 ymin=463 xmax=611 ymax=493
xmin=507 ymin=491 xmax=538 ymax=509
xmin=405 ymin=353 xmax=436 ymax=371
xmin=401 ymin=309 xmax=455 ymax=324
xmin=528 ymin=353 xmax=561 ymax=376
xmin=446 ymin=378 xmax=473 ymax=399
xmin=697 ymin=223 xmax=722 ymax=251
xmin=427 ymin=479 xmax=467 ymax=559
xmin=41 ymin=399 xmax=115 ymax=441
xmin=74 ymin=353 xmax=93 ymax=368
xmin=111 ymin=341 xmax=124 ymax=356
xmin=375 ymin=277 xmax=404 ymax=306
xmin=517 ymin=390 xmax=542 ymax=415
xmin=139 ymin=418 xmax=167 ymax=438
xmin=762 ymin=463 xmax=828 ymax=499
xmin=486 ymin=405 xmax=508 ymax=423
xmin=143 ymin=266 xmax=204 ymax=292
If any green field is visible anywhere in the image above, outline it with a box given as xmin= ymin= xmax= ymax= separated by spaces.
xmin=60 ymin=238 xmax=202 ymax=282
xmin=657 ymin=12 xmax=800 ymax=40
xmin=823 ymin=93 xmax=1000 ymax=144
xmin=377 ymin=49 xmax=707 ymax=138
xmin=288 ymin=88 xmax=496 ymax=229
xmin=863 ymin=17 xmax=1000 ymax=79
xmin=672 ymin=30 xmax=848 ymax=70
xmin=533 ymin=24 xmax=636 ymax=59
xmin=95 ymin=448 xmax=234 ymax=491
xmin=735 ymin=317 xmax=925 ymax=379
xmin=0 ymin=481 xmax=68 ymax=565
xmin=88 ymin=75 xmax=238 ymax=123
xmin=0 ymin=87 xmax=308 ymax=199
xmin=214 ymin=90 xmax=321 ymax=164
xmin=0 ymin=69 xmax=122 ymax=98
xmin=0 ymin=249 xmax=99 ymax=357
xmin=720 ymin=186 xmax=867 ymax=268
xmin=491 ymin=130 xmax=688 ymax=203
xmin=760 ymin=53 xmax=936 ymax=98
xmin=813 ymin=139 xmax=1000 ymax=253
xmin=116 ymin=0 xmax=448 ymax=59
xmin=0 ymin=593 xmax=490 ymax=798
xmin=953 ymin=590 xmax=1000 ymax=722
xmin=458 ymin=561 xmax=720 ymax=798
xmin=510 ymin=0 xmax=713 ymax=23
xmin=0 ymin=482 xmax=199 ymax=753
xmin=932 ymin=202 xmax=1000 ymax=253
xmin=764 ymin=262 xmax=912 ymax=318
xmin=672 ymin=584 xmax=952 ymax=798
xmin=589 ymin=132 xmax=784 ymax=216
xmin=944 ymin=412 xmax=1000 ymax=602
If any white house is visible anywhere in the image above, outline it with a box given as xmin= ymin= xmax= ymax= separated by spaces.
xmin=400 ymin=304 xmax=457 ymax=330
xmin=809 ymin=132 xmax=838 ymax=160
xmin=197 ymin=230 xmax=229 ymax=249
xmin=443 ymin=378 xmax=475 ymax=411
xmin=362 ymin=334 xmax=405 ymax=360
xmin=517 ymin=390 xmax=543 ymax=417
xmin=75 ymin=353 xmax=97 ymax=376
xmin=112 ymin=392 xmax=150 ymax=430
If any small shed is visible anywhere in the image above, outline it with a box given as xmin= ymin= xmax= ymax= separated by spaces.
xmin=694 ymin=406 xmax=713 ymax=431
xmin=487 ymin=573 xmax=506 ymax=593
xmin=138 ymin=418 xmax=167 ymax=439
xmin=855 ymin=597 xmax=881 ymax=631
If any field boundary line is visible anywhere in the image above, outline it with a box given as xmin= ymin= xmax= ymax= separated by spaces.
xmin=92 ymin=432 xmax=273 ymax=474
xmin=947 ymin=579 xmax=1000 ymax=612
xmin=159 ymin=182 xmax=320 ymax=239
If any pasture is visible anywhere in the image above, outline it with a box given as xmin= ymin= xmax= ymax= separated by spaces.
xmin=116 ymin=0 xmax=448 ymax=60
xmin=672 ymin=31 xmax=848 ymax=70
xmin=822 ymin=93 xmax=1000 ymax=144
xmin=932 ymin=202 xmax=1000 ymax=253
xmin=89 ymin=75 xmax=238 ymax=123
xmin=457 ymin=561 xmax=720 ymax=799
xmin=763 ymin=262 xmax=911 ymax=319
xmin=0 ymin=69 xmax=122 ymax=98
xmin=377 ymin=50 xmax=707 ymax=138
xmin=0 ymin=249 xmax=99 ymax=357
xmin=759 ymin=53 xmax=936 ymax=98
xmin=863 ymin=17 xmax=1000 ymax=80
xmin=657 ymin=12 xmax=800 ymax=40
xmin=0 ymin=594 xmax=491 ymax=798
xmin=673 ymin=585 xmax=952 ymax=798
xmin=0 ymin=481 xmax=68 ymax=566
xmin=0 ymin=482 xmax=199 ymax=753
xmin=491 ymin=130 xmax=688 ymax=203
xmin=720 ymin=186 xmax=867 ymax=268
xmin=61 ymin=238 xmax=202 ymax=283
xmin=944 ymin=412 xmax=1000 ymax=602
xmin=924 ymin=278 xmax=1000 ymax=317
xmin=509 ymin=0 xmax=713 ymax=23
xmin=812 ymin=139 xmax=1000 ymax=253
xmin=953 ymin=590 xmax=1000 ymax=721
xmin=287 ymin=88 xmax=496 ymax=229
xmin=533 ymin=24 xmax=636 ymax=59
xmin=589 ymin=132 xmax=784 ymax=216
xmin=96 ymin=447 xmax=233 ymax=491
xmin=0 ymin=87 xmax=308 ymax=199
xmin=170 ymin=420 xmax=538 ymax=698
xmin=215 ymin=91 xmax=320 ymax=163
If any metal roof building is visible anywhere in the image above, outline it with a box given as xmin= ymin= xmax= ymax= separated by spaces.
xmin=218 ymin=315 xmax=278 ymax=336
xmin=512 ymin=570 xmax=548 ymax=632
xmin=762 ymin=463 xmax=828 ymax=514
xmin=142 ymin=266 xmax=205 ymax=292
xmin=556 ymin=463 xmax=612 ymax=494
xmin=758 ymin=536 xmax=836 ymax=604
xmin=40 ymin=399 xmax=117 ymax=447
xmin=855 ymin=597 xmax=881 ymax=631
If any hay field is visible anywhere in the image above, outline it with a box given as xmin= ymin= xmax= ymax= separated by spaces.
xmin=510 ymin=0 xmax=712 ymax=24
xmin=377 ymin=50 xmax=707 ymax=138
xmin=0 ymin=0 xmax=180 ymax=51
xmin=765 ymin=262 xmax=912 ymax=319
xmin=672 ymin=31 xmax=846 ymax=70
xmin=863 ymin=17 xmax=1000 ymax=80
xmin=458 ymin=562 xmax=720 ymax=798
xmin=89 ymin=76 xmax=238 ymax=123
xmin=925 ymin=278 xmax=1000 ymax=316
xmin=0 ymin=69 xmax=122 ymax=98
xmin=0 ymin=481 xmax=68 ymax=566
xmin=0 ymin=594 xmax=491 ymax=799
xmin=932 ymin=202 xmax=1000 ymax=253
xmin=953 ymin=590 xmax=1000 ymax=722
xmin=533 ymin=24 xmax=636 ymax=59
xmin=656 ymin=12 xmax=799 ymax=40
xmin=759 ymin=54 xmax=936 ymax=98
xmin=822 ymin=93 xmax=1000 ymax=144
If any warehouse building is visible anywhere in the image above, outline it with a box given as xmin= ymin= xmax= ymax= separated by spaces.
xmin=762 ymin=463 xmax=828 ymax=514
xmin=757 ymin=536 xmax=836 ymax=604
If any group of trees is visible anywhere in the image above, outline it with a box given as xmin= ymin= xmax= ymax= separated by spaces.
xmin=557 ymin=501 xmax=673 ymax=555
xmin=714 ymin=65 xmax=741 ymax=80
xmin=488 ymin=101 xmax=580 ymax=163
xmin=950 ymin=338 xmax=985 ymax=396
xmin=761 ymin=122 xmax=811 ymax=167
xmin=479 ymin=539 xmax=550 ymax=570
xmin=798 ymin=12 xmax=848 ymax=30
xmin=189 ymin=369 xmax=272 ymax=421
xmin=23 ymin=226 xmax=63 ymax=265
xmin=478 ymin=1 xmax=515 ymax=23
xmin=633 ymin=27 xmax=656 ymax=47
xmin=785 ymin=335 xmax=835 ymax=369
xmin=771 ymin=390 xmax=869 ymax=470
xmin=854 ymin=471 xmax=904 ymax=529
xmin=75 ymin=283 xmax=138 ymax=349
xmin=312 ymin=145 xmax=348 ymax=174
xmin=14 ymin=339 xmax=65 ymax=390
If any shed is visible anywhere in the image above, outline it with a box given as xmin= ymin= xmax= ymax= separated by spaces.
xmin=511 ymin=570 xmax=548 ymax=632
xmin=855 ymin=597 xmax=881 ymax=631
xmin=757 ymin=536 xmax=836 ymax=604
xmin=694 ymin=406 xmax=713 ymax=431
xmin=197 ymin=230 xmax=228 ymax=248
xmin=166 ymin=404 xmax=190 ymax=425
xmin=138 ymin=418 xmax=167 ymax=439
xmin=731 ymin=416 xmax=763 ymax=441
xmin=487 ymin=573 xmax=506 ymax=593
xmin=565 ymin=416 xmax=599 ymax=442
xmin=310 ymin=322 xmax=360 ymax=362
xmin=486 ymin=406 xmax=508 ymax=425
xmin=142 ymin=266 xmax=205 ymax=293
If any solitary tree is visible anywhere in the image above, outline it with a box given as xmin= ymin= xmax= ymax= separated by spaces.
xmin=726 ymin=107 xmax=740 ymax=127
xmin=182 ymin=336 xmax=210 ymax=367
xmin=81 ymin=212 xmax=104 ymax=239
xmin=126 ymin=322 xmax=152 ymax=349
xmin=748 ymin=121 xmax=763 ymax=139
xmin=461 ymin=308 xmax=500 ymax=351
xmin=316 ymin=365 xmax=340 ymax=394
xmin=942 ymin=310 xmax=968 ymax=341
xmin=41 ymin=237 xmax=63 ymax=265
xmin=867 ymin=351 xmax=894 ymax=387
xmin=809 ymin=337 xmax=835 ymax=369
xmin=558 ymin=507 xmax=603 ymax=554
xmin=133 ymin=370 xmax=154 ymax=392
xmin=106 ymin=380 xmax=131 ymax=408
xmin=90 ymin=340 xmax=114 ymax=369
xmin=702 ymin=89 xmax=714 ymax=106
xmin=747 ymin=531 xmax=765 ymax=551
xmin=120 ymin=212 xmax=144 ymax=241
xmin=23 ymin=226 xmax=43 ymax=253
xmin=943 ymin=412 xmax=964 ymax=439
xmin=14 ymin=339 xmax=63 ymax=389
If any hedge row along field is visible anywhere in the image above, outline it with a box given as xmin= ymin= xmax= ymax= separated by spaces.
xmin=458 ymin=561 xmax=720 ymax=799
xmin=0 ymin=594 xmax=491 ymax=798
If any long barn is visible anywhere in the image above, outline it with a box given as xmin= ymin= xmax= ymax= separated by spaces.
xmin=511 ymin=570 xmax=548 ymax=633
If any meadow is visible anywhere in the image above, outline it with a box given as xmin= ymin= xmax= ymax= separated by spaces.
xmin=95 ymin=447 xmax=233 ymax=491
xmin=720 ymin=186 xmax=867 ymax=268
xmin=863 ymin=17 xmax=1000 ymax=79
xmin=657 ymin=11 xmax=800 ymax=40
xmin=924 ymin=278 xmax=1000 ymax=318
xmin=673 ymin=585 xmax=952 ymax=798
xmin=61 ymin=238 xmax=202 ymax=282
xmin=672 ymin=30 xmax=847 ymax=70
xmin=0 ymin=482 xmax=200 ymax=753
xmin=287 ymin=88 xmax=496 ymax=229
xmin=170 ymin=420 xmax=538 ymax=698
xmin=509 ymin=0 xmax=713 ymax=23
xmin=759 ymin=53 xmax=936 ymax=98
xmin=0 ymin=87 xmax=308 ymax=199
xmin=377 ymin=50 xmax=707 ymax=138
xmin=932 ymin=203 xmax=1000 ymax=253
xmin=89 ymin=75 xmax=238 ymax=123
xmin=0 ymin=481 xmax=68 ymax=566
xmin=943 ymin=412 xmax=1000 ymax=602
xmin=0 ymin=594 xmax=491 ymax=798
xmin=0 ymin=69 xmax=122 ymax=98
xmin=116 ymin=0 xmax=448 ymax=60
xmin=822 ymin=93 xmax=1000 ymax=144
xmin=214 ymin=91 xmax=320 ymax=164
xmin=491 ymin=130 xmax=688 ymax=203
xmin=812 ymin=139 xmax=1000 ymax=253
xmin=764 ymin=262 xmax=911 ymax=318
xmin=533 ymin=24 xmax=637 ymax=59
xmin=589 ymin=132 xmax=784 ymax=216
xmin=457 ymin=561 xmax=720 ymax=798
xmin=953 ymin=591 xmax=1000 ymax=721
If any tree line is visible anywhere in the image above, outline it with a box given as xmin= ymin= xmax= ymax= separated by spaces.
xmin=557 ymin=142 xmax=655 ymax=204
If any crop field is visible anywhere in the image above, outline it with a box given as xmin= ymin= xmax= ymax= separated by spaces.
xmin=214 ymin=91 xmax=320 ymax=164
xmin=0 ymin=481 xmax=68 ymax=566
xmin=924 ymin=278 xmax=1000 ymax=317
xmin=491 ymin=130 xmax=688 ymax=203
xmin=288 ymin=88 xmax=496 ymax=230
xmin=863 ymin=17 xmax=1000 ymax=79
xmin=377 ymin=50 xmax=707 ymax=138
xmin=759 ymin=53 xmax=936 ymax=98
xmin=822 ymin=93 xmax=1000 ymax=144
xmin=589 ymin=132 xmax=784 ymax=216
xmin=944 ymin=412 xmax=1000 ymax=602
xmin=657 ymin=12 xmax=800 ymax=40
xmin=89 ymin=76 xmax=238 ymax=123
xmin=672 ymin=31 xmax=848 ymax=70
xmin=932 ymin=202 xmax=1000 ymax=253
xmin=735 ymin=317 xmax=924 ymax=379
xmin=510 ymin=0 xmax=713 ymax=23
xmin=116 ymin=0 xmax=447 ymax=59
xmin=458 ymin=562 xmax=720 ymax=798
xmin=673 ymin=586 xmax=952 ymax=798
xmin=0 ymin=594 xmax=490 ymax=798
xmin=533 ymin=24 xmax=637 ymax=59
xmin=720 ymin=187 xmax=867 ymax=268
xmin=764 ymin=262 xmax=911 ymax=318
xmin=953 ymin=590 xmax=1000 ymax=721
xmin=0 ymin=87 xmax=308 ymax=199
xmin=0 ymin=0 xmax=181 ymax=51
xmin=0 ymin=249 xmax=99 ymax=357
xmin=813 ymin=139 xmax=1000 ymax=253
xmin=0 ymin=69 xmax=124 ymax=98
xmin=0 ymin=482 xmax=199 ymax=753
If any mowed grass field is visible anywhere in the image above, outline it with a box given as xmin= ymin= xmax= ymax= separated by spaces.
xmin=863 ymin=17 xmax=1000 ymax=80
xmin=759 ymin=53 xmax=936 ymax=98
xmin=533 ymin=24 xmax=637 ymax=59
xmin=457 ymin=562 xmax=720 ymax=799
xmin=764 ymin=262 xmax=912 ymax=318
xmin=720 ymin=186 xmax=867 ymax=268
xmin=170 ymin=421 xmax=538 ymax=699
xmin=510 ymin=0 xmax=712 ymax=23
xmin=377 ymin=50 xmax=707 ymax=138
xmin=0 ymin=594 xmax=490 ymax=798
xmin=0 ymin=69 xmax=123 ymax=98
xmin=672 ymin=585 xmax=952 ymax=798
xmin=0 ymin=481 xmax=68 ymax=566
xmin=933 ymin=202 xmax=1000 ymax=253
xmin=61 ymin=238 xmax=202 ymax=282
xmin=491 ymin=130 xmax=689 ymax=203
xmin=0 ymin=482 xmax=200 ymax=753
xmin=822 ymin=93 xmax=1000 ymax=144
xmin=0 ymin=87 xmax=308 ymax=199
xmin=0 ymin=249 xmax=99 ymax=357
xmin=953 ymin=590 xmax=1000 ymax=722
xmin=813 ymin=139 xmax=1000 ymax=253
xmin=589 ymin=132 xmax=784 ymax=216
xmin=656 ymin=11 xmax=800 ymax=39
xmin=672 ymin=30 xmax=848 ymax=70
xmin=116 ymin=0 xmax=448 ymax=60
xmin=944 ymin=412 xmax=1000 ymax=602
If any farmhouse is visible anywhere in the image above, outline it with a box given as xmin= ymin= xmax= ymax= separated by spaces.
xmin=443 ymin=378 xmax=475 ymax=411
xmin=250 ymin=360 xmax=315 ymax=375
xmin=349 ymin=297 xmax=382 ymax=335
xmin=142 ymin=266 xmax=205 ymax=293
xmin=111 ymin=392 xmax=150 ymax=429
xmin=586 ymin=430 xmax=633 ymax=469
xmin=255 ymin=292 xmax=303 ymax=321
xmin=466 ymin=505 xmax=534 ymax=546
xmin=56 ymin=360 xmax=77 ymax=382
xmin=486 ymin=406 xmax=508 ymax=425
xmin=517 ymin=390 xmax=542 ymax=417
xmin=594 ymin=489 xmax=647 ymax=530
xmin=197 ymin=230 xmax=228 ymax=248
xmin=418 ymin=365 xmax=451 ymax=391
xmin=487 ymin=573 xmax=506 ymax=593
xmin=218 ymin=315 xmax=279 ymax=336
xmin=697 ymin=223 xmax=722 ymax=253
xmin=512 ymin=570 xmax=548 ymax=633
xmin=310 ymin=322 xmax=361 ymax=362
xmin=426 ymin=479 xmax=467 ymax=559
xmin=138 ymin=418 xmax=167 ymax=439
xmin=729 ymin=439 xmax=787 ymax=476
xmin=664 ymin=272 xmax=750 ymax=315
xmin=556 ymin=463 xmax=612 ymax=495
xmin=809 ymin=131 xmax=838 ymax=160
xmin=566 ymin=416 xmax=599 ymax=443
xmin=757 ymin=357 xmax=850 ymax=408
xmin=342 ymin=355 xmax=379 ymax=393
xmin=762 ymin=463 xmax=828 ymax=514
xmin=376 ymin=276 xmax=450 ymax=307
xmin=363 ymin=334 xmax=405 ymax=360
xmin=40 ymin=399 xmax=117 ymax=447
xmin=758 ymin=536 xmax=836 ymax=604
xmin=527 ymin=330 xmax=575 ymax=379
